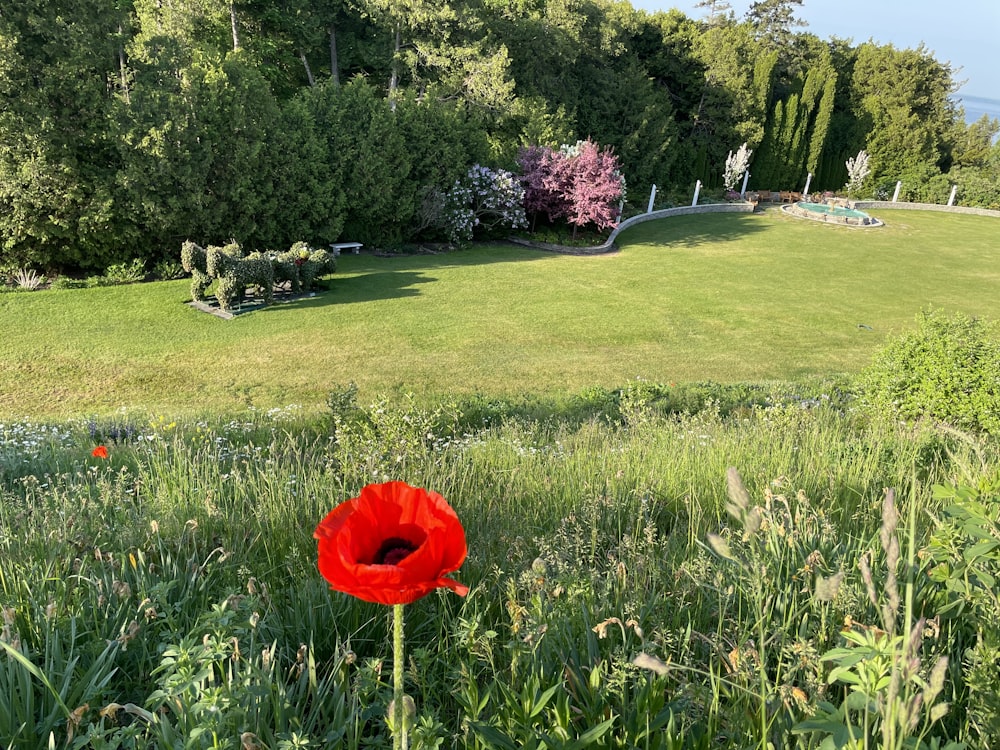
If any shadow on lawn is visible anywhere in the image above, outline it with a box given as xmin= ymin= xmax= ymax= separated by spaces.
xmin=258 ymin=270 xmax=435 ymax=312
xmin=358 ymin=242 xmax=556 ymax=269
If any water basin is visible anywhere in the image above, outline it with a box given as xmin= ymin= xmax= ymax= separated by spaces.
xmin=782 ymin=201 xmax=882 ymax=227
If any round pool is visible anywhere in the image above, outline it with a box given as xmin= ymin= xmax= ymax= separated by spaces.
xmin=782 ymin=201 xmax=882 ymax=227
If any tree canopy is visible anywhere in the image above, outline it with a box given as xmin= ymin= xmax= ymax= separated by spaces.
xmin=0 ymin=0 xmax=988 ymax=271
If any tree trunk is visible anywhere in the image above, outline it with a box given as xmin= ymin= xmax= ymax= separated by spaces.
xmin=117 ymin=30 xmax=130 ymax=104
xmin=388 ymin=24 xmax=401 ymax=110
xmin=230 ymin=2 xmax=240 ymax=51
xmin=300 ymin=51 xmax=315 ymax=86
xmin=329 ymin=25 xmax=340 ymax=86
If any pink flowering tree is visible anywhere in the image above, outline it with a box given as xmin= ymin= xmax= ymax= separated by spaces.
xmin=518 ymin=145 xmax=569 ymax=229
xmin=518 ymin=139 xmax=626 ymax=239
xmin=562 ymin=139 xmax=626 ymax=237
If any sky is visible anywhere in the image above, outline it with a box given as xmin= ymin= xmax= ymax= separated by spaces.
xmin=627 ymin=0 xmax=1000 ymax=101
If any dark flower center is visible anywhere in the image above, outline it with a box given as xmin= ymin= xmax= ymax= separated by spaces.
xmin=373 ymin=537 xmax=418 ymax=566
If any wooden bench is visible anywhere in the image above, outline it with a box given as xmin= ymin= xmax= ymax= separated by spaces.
xmin=331 ymin=242 xmax=363 ymax=255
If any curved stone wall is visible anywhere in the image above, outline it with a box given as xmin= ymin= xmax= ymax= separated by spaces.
xmin=855 ymin=201 xmax=1000 ymax=218
xmin=607 ymin=202 xmax=755 ymax=246
xmin=519 ymin=199 xmax=996 ymax=255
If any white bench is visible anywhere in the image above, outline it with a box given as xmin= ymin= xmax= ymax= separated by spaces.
xmin=330 ymin=242 xmax=363 ymax=255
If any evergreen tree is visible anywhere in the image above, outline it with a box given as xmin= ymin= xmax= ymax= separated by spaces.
xmin=689 ymin=23 xmax=773 ymax=185
xmin=303 ymin=79 xmax=411 ymax=247
xmin=0 ymin=0 xmax=125 ymax=269
xmin=745 ymin=0 xmax=805 ymax=50
xmin=693 ymin=0 xmax=734 ymax=27
xmin=851 ymin=42 xmax=959 ymax=184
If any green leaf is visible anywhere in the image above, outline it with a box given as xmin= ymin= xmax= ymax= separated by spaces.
xmin=468 ymin=722 xmax=518 ymax=750
xmin=963 ymin=540 xmax=999 ymax=561
xmin=528 ymin=685 xmax=559 ymax=719
xmin=827 ymin=666 xmax=862 ymax=686
xmin=565 ymin=716 xmax=616 ymax=749
xmin=976 ymin=569 xmax=996 ymax=588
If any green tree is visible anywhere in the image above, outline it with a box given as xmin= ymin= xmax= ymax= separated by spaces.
xmin=752 ymin=48 xmax=836 ymax=189
xmin=851 ymin=42 xmax=959 ymax=185
xmin=255 ymin=95 xmax=344 ymax=248
xmin=814 ymin=38 xmax=866 ymax=190
xmin=945 ymin=120 xmax=1000 ymax=209
xmin=355 ymin=0 xmax=515 ymax=113
xmin=118 ymin=44 xmax=287 ymax=256
xmin=395 ymin=94 xmax=488 ymax=191
xmin=693 ymin=0 xmax=734 ymax=27
xmin=130 ymin=0 xmax=234 ymax=62
xmin=303 ymin=79 xmax=411 ymax=247
xmin=950 ymin=113 xmax=1000 ymax=169
xmin=745 ymin=0 xmax=805 ymax=50
xmin=806 ymin=67 xmax=836 ymax=177
xmin=0 ymin=0 xmax=125 ymax=270
xmin=688 ymin=22 xmax=774 ymax=186
xmin=577 ymin=56 xmax=678 ymax=196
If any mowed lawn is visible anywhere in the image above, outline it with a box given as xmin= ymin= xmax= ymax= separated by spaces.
xmin=2 ymin=208 xmax=998 ymax=418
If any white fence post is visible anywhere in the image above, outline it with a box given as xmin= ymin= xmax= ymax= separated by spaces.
xmin=948 ymin=184 xmax=958 ymax=206
xmin=892 ymin=181 xmax=902 ymax=202
xmin=691 ymin=180 xmax=702 ymax=207
xmin=803 ymin=172 xmax=812 ymax=197
xmin=740 ymin=172 xmax=750 ymax=198
xmin=647 ymin=184 xmax=657 ymax=214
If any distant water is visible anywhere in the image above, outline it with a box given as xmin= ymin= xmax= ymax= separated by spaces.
xmin=955 ymin=94 xmax=1000 ymax=125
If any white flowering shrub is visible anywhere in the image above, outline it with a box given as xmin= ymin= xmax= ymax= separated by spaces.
xmin=723 ymin=142 xmax=753 ymax=192
xmin=442 ymin=165 xmax=528 ymax=244
xmin=845 ymin=150 xmax=871 ymax=194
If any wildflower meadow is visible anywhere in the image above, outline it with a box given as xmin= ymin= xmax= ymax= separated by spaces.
xmin=2 ymin=367 xmax=999 ymax=748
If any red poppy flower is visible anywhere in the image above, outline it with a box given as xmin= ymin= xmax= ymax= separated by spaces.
xmin=92 ymin=445 xmax=109 ymax=459
xmin=314 ymin=481 xmax=468 ymax=606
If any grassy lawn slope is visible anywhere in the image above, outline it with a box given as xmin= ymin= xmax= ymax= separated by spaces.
xmin=1 ymin=208 xmax=997 ymax=418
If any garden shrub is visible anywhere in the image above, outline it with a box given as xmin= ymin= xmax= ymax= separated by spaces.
xmin=925 ymin=480 xmax=1000 ymax=745
xmin=518 ymin=139 xmax=626 ymax=238
xmin=102 ymin=258 xmax=147 ymax=285
xmin=152 ymin=258 xmax=186 ymax=281
xmin=271 ymin=248 xmax=304 ymax=293
xmin=293 ymin=243 xmax=337 ymax=291
xmin=857 ymin=309 xmax=1000 ymax=435
xmin=440 ymin=164 xmax=528 ymax=244
xmin=269 ymin=242 xmax=336 ymax=294
xmin=48 ymin=276 xmax=88 ymax=290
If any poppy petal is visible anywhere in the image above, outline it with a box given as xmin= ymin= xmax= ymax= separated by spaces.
xmin=315 ymin=481 xmax=468 ymax=606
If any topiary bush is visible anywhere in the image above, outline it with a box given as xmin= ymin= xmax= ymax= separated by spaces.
xmin=206 ymin=244 xmax=275 ymax=312
xmin=293 ymin=242 xmax=337 ymax=291
xmin=857 ymin=309 xmax=1000 ymax=435
xmin=182 ymin=240 xmax=336 ymax=312
xmin=180 ymin=241 xmax=211 ymax=301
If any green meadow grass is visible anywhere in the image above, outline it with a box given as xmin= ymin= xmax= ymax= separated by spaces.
xmin=2 ymin=398 xmax=997 ymax=748
xmin=1 ymin=208 xmax=998 ymax=418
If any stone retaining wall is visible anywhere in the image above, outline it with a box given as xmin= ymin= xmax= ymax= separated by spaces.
xmin=511 ymin=199 xmax=996 ymax=256
xmin=855 ymin=201 xmax=1000 ymax=218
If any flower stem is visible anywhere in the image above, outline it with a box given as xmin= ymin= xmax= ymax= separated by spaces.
xmin=393 ymin=603 xmax=407 ymax=750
